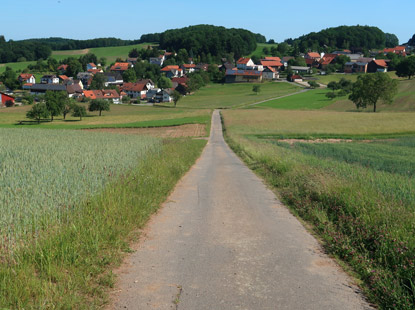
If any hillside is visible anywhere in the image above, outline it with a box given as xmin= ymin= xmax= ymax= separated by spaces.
xmin=286 ymin=25 xmax=399 ymax=52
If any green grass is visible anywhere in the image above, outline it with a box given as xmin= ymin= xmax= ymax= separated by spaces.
xmin=0 ymin=137 xmax=207 ymax=309
xmin=253 ymin=88 xmax=336 ymax=110
xmin=177 ymin=82 xmax=300 ymax=109
xmin=0 ymin=104 xmax=211 ymax=128
xmin=51 ymin=43 xmax=154 ymax=63
xmin=0 ymin=61 xmax=36 ymax=73
xmin=222 ymin=109 xmax=415 ymax=309
xmin=248 ymin=43 xmax=279 ymax=58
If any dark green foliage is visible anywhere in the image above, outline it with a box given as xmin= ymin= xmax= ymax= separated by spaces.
xmin=0 ymin=37 xmax=51 ymax=63
xmin=157 ymin=76 xmax=172 ymax=90
xmin=88 ymin=99 xmax=110 ymax=116
xmin=158 ymin=25 xmax=258 ymax=60
xmin=0 ymin=67 xmax=19 ymax=90
xmin=254 ymin=33 xmax=267 ymax=43
xmin=122 ymin=68 xmax=137 ymax=83
xmin=79 ymin=53 xmax=98 ymax=70
xmin=172 ymin=90 xmax=182 ymax=107
xmin=139 ymin=32 xmax=161 ymax=43
xmin=90 ymin=73 xmax=106 ymax=89
xmin=286 ymin=25 xmax=395 ymax=52
xmin=287 ymin=57 xmax=306 ymax=67
xmin=17 ymin=37 xmax=140 ymax=51
xmin=72 ymin=104 xmax=87 ymax=120
xmin=252 ymin=85 xmax=261 ymax=94
xmin=384 ymin=33 xmax=399 ymax=48
xmin=325 ymin=92 xmax=337 ymax=99
xmin=128 ymin=48 xmax=140 ymax=58
xmin=26 ymin=103 xmax=50 ymax=123
xmin=66 ymin=58 xmax=83 ymax=77
xmin=407 ymin=34 xmax=415 ymax=46
xmin=45 ymin=91 xmax=67 ymax=121
xmin=5 ymin=100 xmax=14 ymax=107
xmin=349 ymin=72 xmax=398 ymax=112
xmin=307 ymin=81 xmax=319 ymax=88
xmin=396 ymin=56 xmax=415 ymax=79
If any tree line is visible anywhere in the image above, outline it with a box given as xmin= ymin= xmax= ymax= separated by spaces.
xmin=284 ymin=25 xmax=399 ymax=53
xmin=0 ymin=36 xmax=52 ymax=63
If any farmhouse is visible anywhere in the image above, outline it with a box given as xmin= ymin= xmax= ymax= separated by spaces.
xmin=136 ymin=79 xmax=155 ymax=90
xmin=149 ymin=55 xmax=165 ymax=66
xmin=260 ymin=59 xmax=282 ymax=71
xmin=345 ymin=62 xmax=368 ymax=73
xmin=161 ymin=65 xmax=183 ymax=78
xmin=110 ymin=62 xmax=131 ymax=73
xmin=0 ymin=92 xmax=15 ymax=107
xmin=30 ymin=84 xmax=67 ymax=95
xmin=104 ymin=72 xmax=123 ymax=87
xmin=383 ymin=46 xmax=406 ymax=56
xmin=181 ymin=63 xmax=196 ymax=74
xmin=18 ymin=73 xmax=35 ymax=84
xmin=122 ymin=82 xmax=149 ymax=99
xmin=83 ymin=89 xmax=121 ymax=104
xmin=262 ymin=66 xmax=278 ymax=80
xmin=305 ymin=52 xmax=321 ymax=61
xmin=368 ymin=59 xmax=388 ymax=73
xmin=41 ymin=75 xmax=59 ymax=84
xmin=225 ymin=69 xmax=262 ymax=83
xmin=236 ymin=58 xmax=255 ymax=70
xmin=290 ymin=75 xmax=303 ymax=82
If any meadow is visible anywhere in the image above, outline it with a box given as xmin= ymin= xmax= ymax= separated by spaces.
xmin=177 ymin=81 xmax=301 ymax=109
xmin=248 ymin=43 xmax=279 ymax=58
xmin=222 ymin=108 xmax=415 ymax=309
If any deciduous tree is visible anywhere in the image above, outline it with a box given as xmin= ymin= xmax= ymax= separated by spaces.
xmin=72 ymin=104 xmax=87 ymax=120
xmin=26 ymin=103 xmax=50 ymax=123
xmin=88 ymin=99 xmax=110 ymax=116
xmin=349 ymin=72 xmax=398 ymax=112
xmin=396 ymin=56 xmax=415 ymax=79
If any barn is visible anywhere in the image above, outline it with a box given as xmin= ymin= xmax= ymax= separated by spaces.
xmin=0 ymin=92 xmax=15 ymax=107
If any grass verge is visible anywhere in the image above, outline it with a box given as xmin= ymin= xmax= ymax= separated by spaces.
xmin=222 ymin=112 xmax=415 ymax=310
xmin=0 ymin=138 xmax=207 ymax=309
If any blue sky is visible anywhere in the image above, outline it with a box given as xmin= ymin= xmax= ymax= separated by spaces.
xmin=2 ymin=0 xmax=413 ymax=44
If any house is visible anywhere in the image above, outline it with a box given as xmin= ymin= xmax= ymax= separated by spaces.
xmin=171 ymin=77 xmax=189 ymax=91
xmin=41 ymin=75 xmax=59 ymax=84
xmin=384 ymin=46 xmax=406 ymax=56
xmin=319 ymin=54 xmax=337 ymax=70
xmin=18 ymin=73 xmax=36 ymax=84
xmin=195 ymin=63 xmax=209 ymax=72
xmin=344 ymin=62 xmax=368 ymax=74
xmin=83 ymin=89 xmax=121 ymax=104
xmin=282 ymin=56 xmax=295 ymax=68
xmin=236 ymin=58 xmax=255 ymax=70
xmin=181 ymin=63 xmax=196 ymax=74
xmin=66 ymin=83 xmax=84 ymax=98
xmin=225 ymin=69 xmax=262 ymax=83
xmin=136 ymin=79 xmax=155 ymax=90
xmin=127 ymin=58 xmax=138 ymax=66
xmin=104 ymin=72 xmax=123 ymax=87
xmin=110 ymin=62 xmax=130 ymax=73
xmin=219 ymin=62 xmax=235 ymax=71
xmin=122 ymin=82 xmax=149 ymax=99
xmin=0 ymin=92 xmax=15 ymax=107
xmin=290 ymin=75 xmax=303 ymax=82
xmin=368 ymin=59 xmax=388 ymax=73
xmin=260 ymin=59 xmax=282 ymax=71
xmin=57 ymin=64 xmax=68 ymax=74
xmin=149 ymin=55 xmax=165 ymax=66
xmin=64 ymin=79 xmax=84 ymax=89
xmin=86 ymin=63 xmax=97 ymax=71
xmin=305 ymin=52 xmax=321 ymax=61
xmin=77 ymin=72 xmax=93 ymax=88
xmin=262 ymin=66 xmax=278 ymax=80
xmin=87 ymin=68 xmax=103 ymax=74
xmin=305 ymin=58 xmax=320 ymax=68
xmin=290 ymin=66 xmax=311 ymax=74
xmin=30 ymin=84 xmax=67 ymax=95
xmin=161 ymin=65 xmax=183 ymax=78
xmin=155 ymin=89 xmax=173 ymax=103
xmin=59 ymin=75 xmax=70 ymax=83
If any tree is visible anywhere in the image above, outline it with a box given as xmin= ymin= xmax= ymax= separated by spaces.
xmin=45 ymin=91 xmax=66 ymax=121
xmin=157 ymin=76 xmax=172 ymax=89
xmin=252 ymin=85 xmax=261 ymax=95
xmin=62 ymin=98 xmax=75 ymax=120
xmin=26 ymin=103 xmax=50 ymax=123
xmin=99 ymin=57 xmax=107 ymax=67
xmin=308 ymin=81 xmax=319 ymax=89
xmin=128 ymin=48 xmax=139 ymax=58
xmin=349 ymin=72 xmax=398 ymax=112
xmin=72 ymin=104 xmax=87 ymax=120
xmin=172 ymin=90 xmax=182 ymax=107
xmin=66 ymin=58 xmax=83 ymax=77
xmin=122 ymin=68 xmax=137 ymax=83
xmin=327 ymin=81 xmax=339 ymax=91
xmin=88 ymin=99 xmax=110 ymax=116
xmin=325 ymin=92 xmax=337 ymax=99
xmin=396 ymin=56 xmax=415 ymax=79
xmin=90 ymin=73 xmax=105 ymax=89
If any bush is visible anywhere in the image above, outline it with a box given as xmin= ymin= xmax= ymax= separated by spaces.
xmin=308 ymin=81 xmax=319 ymax=89
xmin=5 ymin=100 xmax=14 ymax=107
xmin=326 ymin=92 xmax=337 ymax=99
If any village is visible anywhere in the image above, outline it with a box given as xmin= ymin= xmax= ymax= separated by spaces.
xmin=0 ymin=43 xmax=410 ymax=109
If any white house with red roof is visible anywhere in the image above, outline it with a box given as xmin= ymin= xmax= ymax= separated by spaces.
xmin=262 ymin=67 xmax=278 ymax=80
xmin=18 ymin=73 xmax=35 ymax=84
xmin=161 ymin=65 xmax=183 ymax=78
xmin=87 ymin=63 xmax=97 ymax=71
xmin=236 ymin=57 xmax=255 ymax=70
xmin=383 ymin=46 xmax=406 ymax=56
xmin=122 ymin=82 xmax=150 ymax=99
xmin=110 ymin=62 xmax=131 ymax=73
xmin=305 ymin=52 xmax=321 ymax=61
xmin=181 ymin=63 xmax=196 ymax=74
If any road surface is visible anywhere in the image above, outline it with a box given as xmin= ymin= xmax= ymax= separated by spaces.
xmin=110 ymin=110 xmax=372 ymax=310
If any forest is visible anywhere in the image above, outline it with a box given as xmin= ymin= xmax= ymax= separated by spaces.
xmin=0 ymin=36 xmax=52 ymax=63
xmin=285 ymin=25 xmax=399 ymax=53
xmin=156 ymin=25 xmax=259 ymax=60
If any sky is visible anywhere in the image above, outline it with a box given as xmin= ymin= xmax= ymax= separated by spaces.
xmin=1 ymin=0 xmax=414 ymax=44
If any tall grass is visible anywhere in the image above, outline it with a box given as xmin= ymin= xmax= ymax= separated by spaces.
xmin=223 ymin=112 xmax=415 ymax=310
xmin=0 ymin=137 xmax=207 ymax=309
xmin=0 ymin=128 xmax=161 ymax=250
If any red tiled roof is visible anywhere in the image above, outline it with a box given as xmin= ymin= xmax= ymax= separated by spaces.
xmin=57 ymin=64 xmax=68 ymax=71
xmin=87 ymin=69 xmax=103 ymax=74
xmin=292 ymin=75 xmax=302 ymax=79
xmin=395 ymin=46 xmax=406 ymax=51
xmin=83 ymin=89 xmax=119 ymax=100
xmin=88 ymin=63 xmax=96 ymax=67
xmin=264 ymin=66 xmax=276 ymax=72
xmin=306 ymin=52 xmax=320 ymax=58
xmin=226 ymin=69 xmax=262 ymax=77
xmin=182 ymin=64 xmax=196 ymax=69
xmin=110 ymin=62 xmax=130 ymax=71
xmin=171 ymin=77 xmax=189 ymax=84
xmin=59 ymin=75 xmax=69 ymax=80
xmin=320 ymin=56 xmax=336 ymax=65
xmin=260 ymin=60 xmax=282 ymax=67
xmin=236 ymin=57 xmax=251 ymax=65
xmin=373 ymin=59 xmax=387 ymax=67
xmin=161 ymin=65 xmax=180 ymax=72
xmin=265 ymin=56 xmax=281 ymax=62
xmin=122 ymin=82 xmax=146 ymax=92
xmin=19 ymin=73 xmax=34 ymax=80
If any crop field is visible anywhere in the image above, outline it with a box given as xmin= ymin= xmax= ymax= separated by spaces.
xmin=177 ymin=82 xmax=300 ymax=109
xmin=0 ymin=128 xmax=161 ymax=248
xmin=222 ymin=109 xmax=415 ymax=309
xmin=0 ymin=104 xmax=212 ymax=128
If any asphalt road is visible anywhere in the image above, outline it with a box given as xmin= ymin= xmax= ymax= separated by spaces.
xmin=110 ymin=110 xmax=372 ymax=310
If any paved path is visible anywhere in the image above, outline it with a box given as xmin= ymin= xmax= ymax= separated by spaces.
xmin=110 ymin=110 xmax=372 ymax=310
xmin=246 ymin=88 xmax=309 ymax=107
